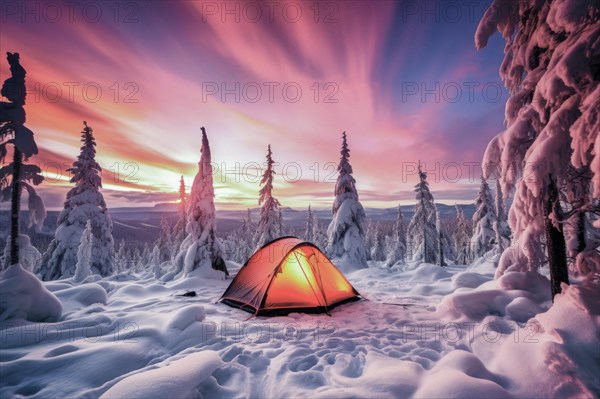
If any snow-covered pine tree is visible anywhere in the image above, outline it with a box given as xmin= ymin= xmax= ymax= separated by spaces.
xmin=407 ymin=162 xmax=438 ymax=263
xmin=156 ymin=213 xmax=173 ymax=262
xmin=471 ymin=177 xmax=497 ymax=258
xmin=371 ymin=223 xmax=386 ymax=262
xmin=304 ymin=205 xmax=315 ymax=242
xmin=436 ymin=206 xmax=447 ymax=266
xmin=0 ymin=52 xmax=61 ymax=322
xmin=175 ymin=127 xmax=227 ymax=278
xmin=74 ymin=221 xmax=92 ymax=283
xmin=115 ymin=239 xmax=126 ymax=274
xmin=255 ymin=145 xmax=281 ymax=248
xmin=125 ymin=249 xmax=135 ymax=273
xmin=313 ymin=214 xmax=328 ymax=252
xmin=364 ymin=221 xmax=374 ymax=261
xmin=476 ymin=0 xmax=600 ymax=297
xmin=385 ymin=205 xmax=407 ymax=267
xmin=138 ymin=243 xmax=151 ymax=271
xmin=130 ymin=247 xmax=141 ymax=272
xmin=172 ymin=175 xmax=187 ymax=255
xmin=454 ymin=205 xmax=471 ymax=265
xmin=39 ymin=122 xmax=115 ymax=280
xmin=151 ymin=245 xmax=162 ymax=279
xmin=326 ymin=132 xmax=368 ymax=271
xmin=1 ymin=234 xmax=41 ymax=272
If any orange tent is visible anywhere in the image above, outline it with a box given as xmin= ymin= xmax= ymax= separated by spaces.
xmin=220 ymin=237 xmax=361 ymax=315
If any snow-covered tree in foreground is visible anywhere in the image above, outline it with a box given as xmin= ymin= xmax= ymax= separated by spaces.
xmin=0 ymin=53 xmax=46 ymax=269
xmin=255 ymin=145 xmax=281 ymax=248
xmin=494 ymin=179 xmax=511 ymax=253
xmin=175 ymin=127 xmax=227 ymax=278
xmin=0 ymin=52 xmax=61 ymax=322
xmin=385 ymin=205 xmax=407 ymax=267
xmin=74 ymin=221 xmax=92 ymax=283
xmin=407 ymin=163 xmax=438 ymax=264
xmin=471 ymin=177 xmax=497 ymax=258
xmin=326 ymin=132 xmax=368 ymax=271
xmin=476 ymin=0 xmax=600 ymax=297
xmin=40 ymin=122 xmax=115 ymax=280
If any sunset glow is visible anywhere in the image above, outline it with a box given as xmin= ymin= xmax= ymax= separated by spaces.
xmin=1 ymin=1 xmax=507 ymax=210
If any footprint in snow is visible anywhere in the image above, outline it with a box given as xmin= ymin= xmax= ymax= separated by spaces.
xmin=288 ymin=354 xmax=318 ymax=372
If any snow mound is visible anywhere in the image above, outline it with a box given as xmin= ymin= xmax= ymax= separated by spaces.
xmin=407 ymin=263 xmax=453 ymax=282
xmin=414 ymin=350 xmax=511 ymax=399
xmin=505 ymin=297 xmax=544 ymax=323
xmin=0 ymin=264 xmax=62 ymax=322
xmin=438 ymin=270 xmax=551 ymax=321
xmin=478 ymin=280 xmax=600 ymax=398
xmin=167 ymin=305 xmax=206 ymax=331
xmin=54 ymin=283 xmax=108 ymax=307
xmin=452 ymin=271 xmax=492 ymax=289
xmin=99 ymin=350 xmax=223 ymax=399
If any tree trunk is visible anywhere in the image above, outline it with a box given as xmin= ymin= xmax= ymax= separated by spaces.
xmin=574 ymin=211 xmax=586 ymax=254
xmin=9 ymin=148 xmax=23 ymax=266
xmin=545 ymin=177 xmax=569 ymax=301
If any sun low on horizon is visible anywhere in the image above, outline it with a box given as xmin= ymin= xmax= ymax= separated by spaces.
xmin=0 ymin=0 xmax=507 ymax=211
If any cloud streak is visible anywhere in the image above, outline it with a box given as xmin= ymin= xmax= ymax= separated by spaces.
xmin=1 ymin=1 xmax=506 ymax=210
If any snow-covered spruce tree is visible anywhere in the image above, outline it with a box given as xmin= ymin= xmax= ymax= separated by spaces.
xmin=175 ymin=127 xmax=227 ymax=278
xmin=0 ymin=52 xmax=62 ymax=322
xmin=40 ymin=122 xmax=114 ymax=280
xmin=364 ymin=220 xmax=374 ymax=261
xmin=436 ymin=206 xmax=447 ymax=266
xmin=155 ymin=213 xmax=173 ymax=262
xmin=1 ymin=235 xmax=41 ymax=272
xmin=326 ymin=132 xmax=368 ymax=271
xmin=139 ymin=243 xmax=151 ymax=270
xmin=115 ymin=240 xmax=126 ymax=274
xmin=151 ymin=245 xmax=162 ymax=279
xmin=471 ymin=177 xmax=497 ymax=258
xmin=313 ymin=214 xmax=328 ymax=251
xmin=371 ymin=223 xmax=386 ymax=262
xmin=172 ymin=175 xmax=187 ymax=255
xmin=385 ymin=205 xmax=407 ymax=267
xmin=407 ymin=163 xmax=438 ymax=264
xmin=255 ymin=145 xmax=281 ymax=248
xmin=74 ymin=221 xmax=92 ymax=283
xmin=476 ymin=0 xmax=600 ymax=297
xmin=454 ymin=205 xmax=471 ymax=264
xmin=304 ymin=205 xmax=315 ymax=242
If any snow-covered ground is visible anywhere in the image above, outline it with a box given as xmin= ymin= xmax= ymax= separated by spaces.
xmin=1 ymin=260 xmax=598 ymax=398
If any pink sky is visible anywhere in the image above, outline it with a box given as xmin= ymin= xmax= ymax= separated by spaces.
xmin=1 ymin=1 xmax=507 ymax=210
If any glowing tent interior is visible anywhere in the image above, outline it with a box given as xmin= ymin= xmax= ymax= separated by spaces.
xmin=220 ymin=237 xmax=361 ymax=315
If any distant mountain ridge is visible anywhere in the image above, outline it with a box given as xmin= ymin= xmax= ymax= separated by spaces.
xmin=0 ymin=204 xmax=475 ymax=249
